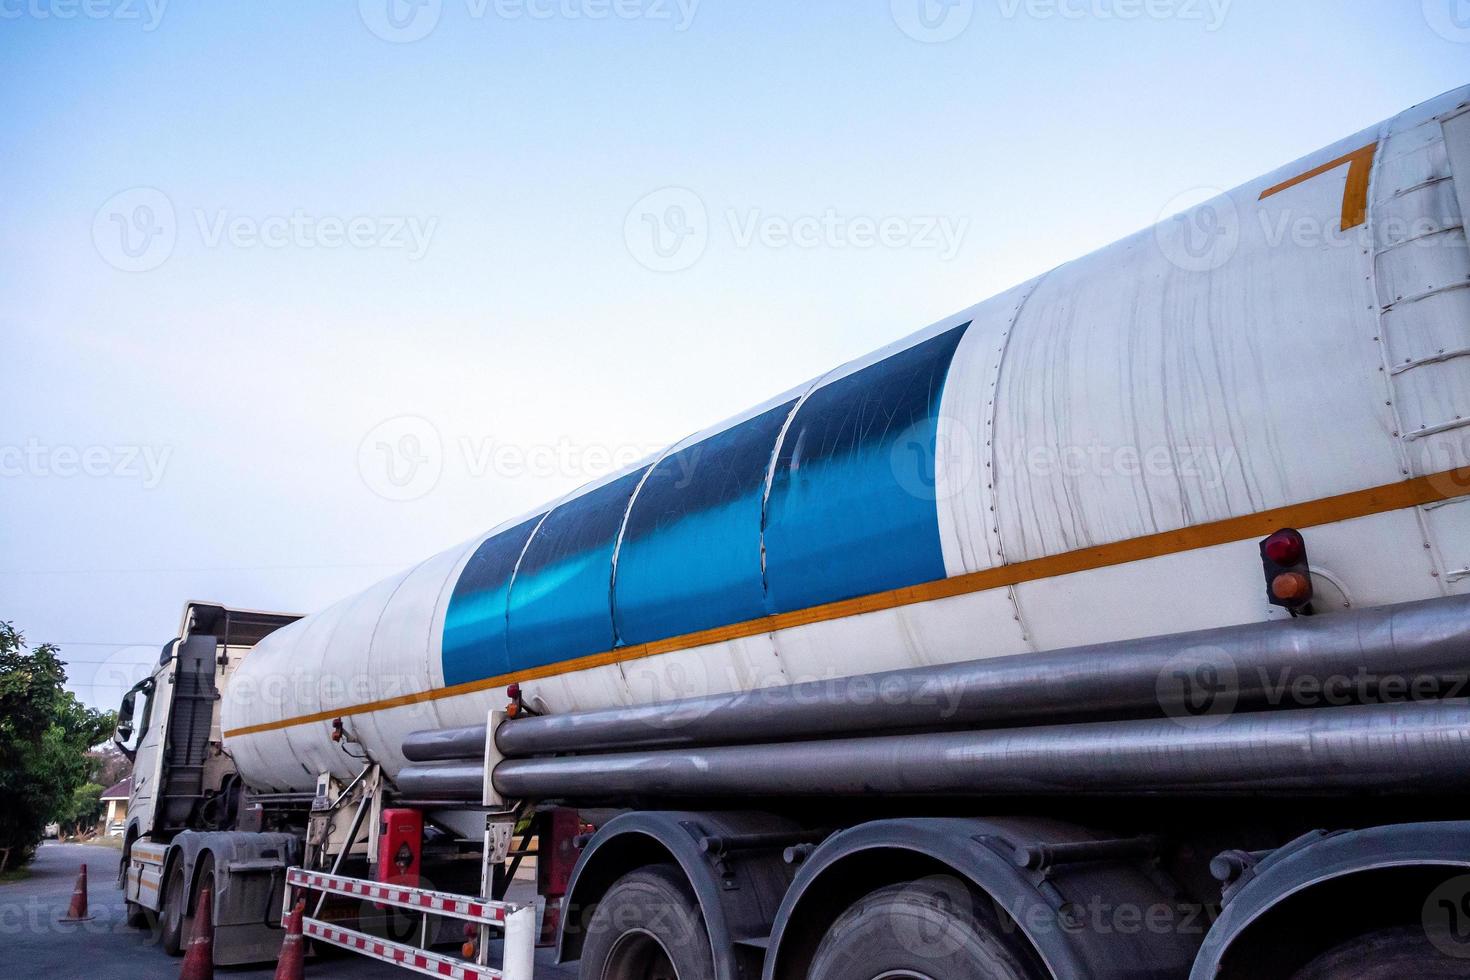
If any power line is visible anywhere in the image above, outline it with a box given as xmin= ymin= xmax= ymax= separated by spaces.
xmin=10 ymin=643 xmax=161 ymax=662
xmin=56 ymin=657 xmax=158 ymax=664
xmin=9 ymin=642 xmax=160 ymax=664
xmin=0 ymin=560 xmax=410 ymax=576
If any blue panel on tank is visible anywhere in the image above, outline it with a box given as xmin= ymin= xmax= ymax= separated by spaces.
xmin=763 ymin=323 xmax=970 ymax=613
xmin=442 ymin=326 xmax=970 ymax=683
xmin=614 ymin=399 xmax=797 ymax=645
xmin=506 ymin=467 xmax=650 ymax=670
xmin=441 ymin=515 xmax=543 ymax=687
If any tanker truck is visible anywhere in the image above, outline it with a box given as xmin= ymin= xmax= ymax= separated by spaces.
xmin=114 ymin=84 xmax=1470 ymax=979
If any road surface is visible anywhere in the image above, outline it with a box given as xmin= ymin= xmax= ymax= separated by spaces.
xmin=3 ymin=842 xmax=575 ymax=979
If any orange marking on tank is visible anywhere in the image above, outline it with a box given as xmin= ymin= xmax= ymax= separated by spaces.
xmin=1259 ymin=141 xmax=1379 ymax=230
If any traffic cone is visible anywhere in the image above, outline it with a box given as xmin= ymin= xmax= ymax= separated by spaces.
xmin=60 ymin=863 xmax=94 ymax=922
xmin=273 ymin=900 xmax=305 ymax=980
xmin=179 ymin=886 xmax=214 ymax=979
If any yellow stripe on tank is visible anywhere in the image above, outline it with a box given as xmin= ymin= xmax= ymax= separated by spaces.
xmin=223 ymin=466 xmax=1470 ymax=739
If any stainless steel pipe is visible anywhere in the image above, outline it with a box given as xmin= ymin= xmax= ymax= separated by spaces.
xmin=401 ymin=594 xmax=1470 ymax=763
xmin=402 ymin=724 xmax=486 ymax=763
xmin=396 ymin=760 xmax=484 ymax=800
xmin=490 ymin=699 xmax=1470 ymax=801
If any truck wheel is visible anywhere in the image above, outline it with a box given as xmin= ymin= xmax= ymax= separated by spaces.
xmin=183 ymin=855 xmax=215 ymax=944
xmin=579 ymin=865 xmax=714 ymax=980
xmin=1292 ymin=926 xmax=1467 ymax=978
xmin=158 ymin=861 xmax=187 ymax=957
xmin=808 ymin=876 xmax=1044 ymax=980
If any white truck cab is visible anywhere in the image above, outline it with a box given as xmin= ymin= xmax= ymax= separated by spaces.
xmin=113 ymin=602 xmax=300 ymax=949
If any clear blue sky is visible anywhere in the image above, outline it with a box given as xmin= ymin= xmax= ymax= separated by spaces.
xmin=1 ymin=0 xmax=1466 ymax=710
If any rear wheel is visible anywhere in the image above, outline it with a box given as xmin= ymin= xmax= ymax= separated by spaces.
xmin=578 ymin=865 xmax=714 ymax=980
xmin=808 ymin=876 xmax=1045 ymax=980
xmin=184 ymin=854 xmax=215 ymax=944
xmin=1292 ymin=926 xmax=1468 ymax=978
xmin=158 ymin=861 xmax=186 ymax=956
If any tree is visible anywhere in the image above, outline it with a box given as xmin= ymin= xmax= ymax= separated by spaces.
xmin=54 ymin=746 xmax=134 ymax=840
xmin=0 ymin=621 xmax=115 ymax=871
xmin=57 ymin=781 xmax=105 ymax=839
xmin=89 ymin=743 xmax=132 ymax=791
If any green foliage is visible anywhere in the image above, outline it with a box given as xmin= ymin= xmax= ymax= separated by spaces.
xmin=0 ymin=621 xmax=116 ymax=870
xmin=58 ymin=782 xmax=105 ymax=835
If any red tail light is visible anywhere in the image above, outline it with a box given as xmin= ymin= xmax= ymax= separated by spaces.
xmin=1262 ymin=529 xmax=1305 ymax=565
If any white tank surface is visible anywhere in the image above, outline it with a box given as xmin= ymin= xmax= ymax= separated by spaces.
xmin=223 ymin=86 xmax=1470 ymax=796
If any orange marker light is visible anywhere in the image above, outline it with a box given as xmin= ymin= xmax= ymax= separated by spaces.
xmin=1271 ymin=572 xmax=1312 ymax=604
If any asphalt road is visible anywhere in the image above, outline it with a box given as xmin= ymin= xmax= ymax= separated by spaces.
xmin=4 ymin=842 xmax=576 ymax=980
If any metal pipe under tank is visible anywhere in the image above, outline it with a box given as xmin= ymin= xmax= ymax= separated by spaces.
xmin=401 ymin=594 xmax=1470 ymax=763
xmin=396 ymin=699 xmax=1470 ymax=801
xmin=484 ymin=699 xmax=1470 ymax=801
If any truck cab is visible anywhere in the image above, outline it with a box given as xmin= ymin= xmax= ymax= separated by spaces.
xmin=113 ymin=602 xmax=300 ymax=941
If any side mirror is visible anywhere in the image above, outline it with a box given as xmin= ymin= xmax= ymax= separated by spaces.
xmin=113 ymin=677 xmax=155 ymax=760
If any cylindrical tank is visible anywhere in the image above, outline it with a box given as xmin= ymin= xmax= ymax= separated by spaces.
xmin=222 ymin=86 xmax=1470 ymax=795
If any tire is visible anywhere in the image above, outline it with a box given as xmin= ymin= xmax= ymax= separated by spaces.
xmin=1292 ymin=926 xmax=1469 ymax=979
xmin=158 ymin=861 xmax=187 ymax=957
xmin=808 ymin=876 xmax=1045 ymax=980
xmin=124 ymin=901 xmax=150 ymax=929
xmin=578 ymin=865 xmax=715 ymax=980
xmin=184 ymin=855 xmax=214 ymax=942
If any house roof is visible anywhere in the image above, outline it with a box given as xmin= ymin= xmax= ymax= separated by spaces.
xmin=100 ymin=777 xmax=132 ymax=801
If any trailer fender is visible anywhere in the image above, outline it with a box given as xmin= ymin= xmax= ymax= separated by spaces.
xmin=1190 ymin=821 xmax=1470 ymax=980
xmin=763 ymin=816 xmax=1202 ymax=980
xmin=558 ymin=811 xmax=803 ymax=980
